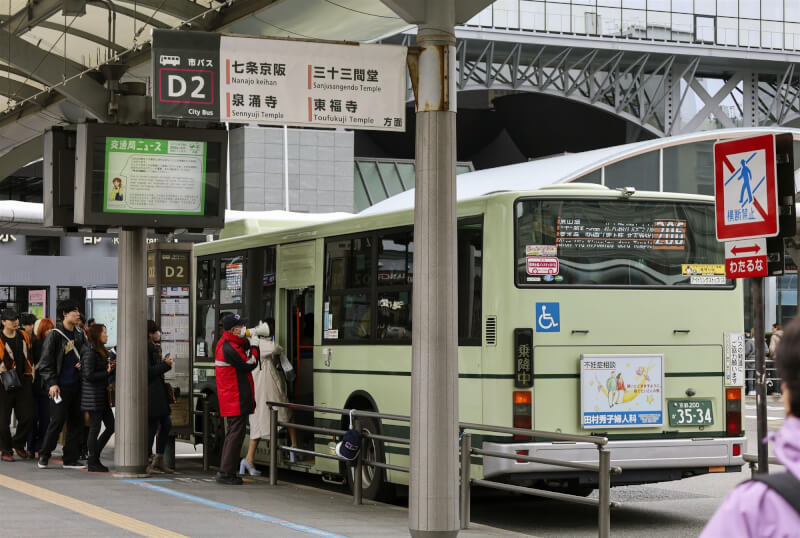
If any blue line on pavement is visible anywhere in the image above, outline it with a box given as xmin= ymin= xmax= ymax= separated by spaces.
xmin=126 ymin=480 xmax=349 ymax=538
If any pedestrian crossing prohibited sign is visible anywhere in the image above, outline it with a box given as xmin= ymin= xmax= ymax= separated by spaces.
xmin=714 ymin=134 xmax=779 ymax=241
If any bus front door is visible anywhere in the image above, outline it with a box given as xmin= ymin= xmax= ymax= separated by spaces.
xmin=285 ymin=287 xmax=315 ymax=457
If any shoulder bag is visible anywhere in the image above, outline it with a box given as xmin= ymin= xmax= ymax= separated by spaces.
xmin=750 ymin=472 xmax=800 ymax=516
xmin=1 ymin=343 xmax=22 ymax=392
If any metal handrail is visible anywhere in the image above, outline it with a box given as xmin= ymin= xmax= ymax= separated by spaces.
xmin=459 ymin=421 xmax=608 ymax=445
xmin=743 ymin=453 xmax=782 ymax=476
xmin=266 ymin=400 xmax=618 ymax=538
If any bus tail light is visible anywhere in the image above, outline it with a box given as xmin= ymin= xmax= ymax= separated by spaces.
xmin=513 ymin=391 xmax=532 ymax=441
xmin=725 ymin=387 xmax=742 ymax=436
xmin=733 ymin=444 xmax=741 ymax=457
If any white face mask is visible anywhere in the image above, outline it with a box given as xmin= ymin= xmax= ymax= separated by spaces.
xmin=234 ymin=327 xmax=246 ymax=338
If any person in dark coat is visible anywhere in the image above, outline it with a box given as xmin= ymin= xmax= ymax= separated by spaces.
xmin=80 ymin=323 xmax=114 ymax=473
xmin=37 ymin=300 xmax=87 ymax=470
xmin=0 ymin=309 xmax=34 ymax=462
xmin=146 ymin=320 xmax=174 ymax=474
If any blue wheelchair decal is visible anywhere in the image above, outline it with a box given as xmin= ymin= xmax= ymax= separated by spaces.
xmin=535 ymin=302 xmax=560 ymax=332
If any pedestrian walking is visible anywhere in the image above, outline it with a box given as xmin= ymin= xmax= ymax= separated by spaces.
xmin=145 ymin=320 xmax=174 ymax=474
xmin=215 ymin=313 xmax=258 ymax=485
xmin=27 ymin=317 xmax=55 ymax=458
xmin=700 ymin=316 xmax=800 ymax=537
xmin=0 ymin=309 xmax=34 ymax=462
xmin=37 ymin=300 xmax=87 ymax=469
xmin=80 ymin=324 xmax=115 ymax=472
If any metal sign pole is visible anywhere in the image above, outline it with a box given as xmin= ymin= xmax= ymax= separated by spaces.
xmin=114 ymin=228 xmax=149 ymax=475
xmin=753 ymin=277 xmax=768 ymax=473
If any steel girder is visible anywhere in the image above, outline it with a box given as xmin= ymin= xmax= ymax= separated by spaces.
xmin=37 ymin=21 xmax=126 ymax=53
xmin=0 ymin=28 xmax=110 ymax=120
xmin=114 ymin=0 xmax=207 ymax=22
xmin=424 ymin=37 xmax=800 ymax=138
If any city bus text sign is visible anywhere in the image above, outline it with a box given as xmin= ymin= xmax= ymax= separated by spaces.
xmin=152 ymin=30 xmax=407 ymax=132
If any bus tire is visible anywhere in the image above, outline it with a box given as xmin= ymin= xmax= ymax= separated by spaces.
xmin=343 ymin=415 xmax=393 ymax=502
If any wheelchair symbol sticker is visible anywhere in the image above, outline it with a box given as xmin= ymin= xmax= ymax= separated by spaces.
xmin=536 ymin=302 xmax=560 ymax=332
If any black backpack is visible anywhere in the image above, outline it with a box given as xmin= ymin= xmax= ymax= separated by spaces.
xmin=750 ymin=473 xmax=800 ymax=516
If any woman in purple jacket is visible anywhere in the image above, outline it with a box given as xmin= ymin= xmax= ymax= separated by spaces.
xmin=701 ymin=317 xmax=800 ymax=537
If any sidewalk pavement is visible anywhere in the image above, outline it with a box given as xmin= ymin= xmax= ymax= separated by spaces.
xmin=0 ymin=451 xmax=522 ymax=537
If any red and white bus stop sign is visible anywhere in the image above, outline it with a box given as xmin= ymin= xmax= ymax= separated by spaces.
xmin=714 ymin=134 xmax=779 ymax=241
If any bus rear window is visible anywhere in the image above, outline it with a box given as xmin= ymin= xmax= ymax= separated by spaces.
xmin=515 ymin=198 xmax=732 ymax=288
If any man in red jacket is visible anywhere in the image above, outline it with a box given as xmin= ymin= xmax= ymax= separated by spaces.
xmin=214 ymin=313 xmax=258 ymax=485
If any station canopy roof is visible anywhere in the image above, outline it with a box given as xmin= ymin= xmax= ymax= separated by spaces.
xmin=0 ymin=0 xmax=411 ymax=163
xmin=360 ymin=127 xmax=800 ymax=215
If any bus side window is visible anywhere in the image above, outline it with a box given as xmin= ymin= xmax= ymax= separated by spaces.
xmin=457 ymin=220 xmax=483 ymax=345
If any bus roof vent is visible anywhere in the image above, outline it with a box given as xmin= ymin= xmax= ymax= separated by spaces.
xmin=485 ymin=316 xmax=497 ymax=346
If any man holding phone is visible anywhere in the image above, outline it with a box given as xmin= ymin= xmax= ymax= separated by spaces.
xmin=145 ymin=320 xmax=174 ymax=474
xmin=37 ymin=300 xmax=86 ymax=469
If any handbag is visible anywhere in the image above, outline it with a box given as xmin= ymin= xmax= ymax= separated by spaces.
xmin=164 ymin=381 xmax=177 ymax=404
xmin=1 ymin=367 xmax=21 ymax=392
xmin=1 ymin=343 xmax=22 ymax=392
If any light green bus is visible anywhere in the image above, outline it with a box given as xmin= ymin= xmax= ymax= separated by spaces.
xmin=192 ymin=183 xmax=745 ymax=499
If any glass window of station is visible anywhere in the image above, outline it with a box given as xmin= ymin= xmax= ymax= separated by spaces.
xmin=323 ymin=219 xmax=483 ymax=345
xmin=570 ymin=139 xmax=800 ymax=198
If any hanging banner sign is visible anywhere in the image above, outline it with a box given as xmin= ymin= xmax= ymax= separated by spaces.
xmin=152 ymin=30 xmax=407 ymax=132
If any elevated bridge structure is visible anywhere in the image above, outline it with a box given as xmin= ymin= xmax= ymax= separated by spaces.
xmin=389 ymin=0 xmax=800 ymax=140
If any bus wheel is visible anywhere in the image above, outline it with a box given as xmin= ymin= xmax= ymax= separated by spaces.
xmin=344 ymin=415 xmax=392 ymax=501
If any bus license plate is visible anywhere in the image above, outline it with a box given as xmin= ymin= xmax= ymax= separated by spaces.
xmin=668 ymin=400 xmax=713 ymax=426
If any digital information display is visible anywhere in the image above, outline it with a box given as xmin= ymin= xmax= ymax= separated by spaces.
xmin=73 ymin=123 xmax=227 ymax=230
xmin=104 ymin=137 xmax=207 ymax=215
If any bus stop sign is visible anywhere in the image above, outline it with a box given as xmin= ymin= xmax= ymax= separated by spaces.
xmin=714 ymin=134 xmax=779 ymax=241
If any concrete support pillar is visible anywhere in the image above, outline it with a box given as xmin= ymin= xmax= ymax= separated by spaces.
xmin=114 ymin=228 xmax=149 ymax=475
xmin=409 ymin=1 xmax=459 ymax=536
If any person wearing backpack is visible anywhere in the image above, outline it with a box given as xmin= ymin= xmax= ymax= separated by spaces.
xmin=701 ymin=316 xmax=800 ymax=537
xmin=36 ymin=300 xmax=87 ymax=470
xmin=0 ymin=309 xmax=34 ymax=462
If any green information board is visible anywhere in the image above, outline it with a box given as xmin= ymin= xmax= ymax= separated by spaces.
xmin=103 ymin=137 xmax=207 ymax=215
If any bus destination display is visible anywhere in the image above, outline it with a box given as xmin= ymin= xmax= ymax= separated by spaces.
xmin=104 ymin=137 xmax=206 ymax=215
xmin=556 ymin=217 xmax=686 ymax=250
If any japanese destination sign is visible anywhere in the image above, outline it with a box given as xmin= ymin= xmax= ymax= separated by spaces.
xmin=714 ymin=134 xmax=779 ymax=241
xmin=580 ymin=354 xmax=664 ymax=429
xmin=152 ymin=30 xmax=407 ymax=131
xmin=104 ymin=137 xmax=206 ymax=215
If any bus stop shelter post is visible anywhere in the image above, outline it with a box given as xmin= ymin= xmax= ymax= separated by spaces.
xmin=753 ymin=277 xmax=769 ymax=474
xmin=114 ymin=228 xmax=149 ymax=475
xmin=410 ymin=1 xmax=459 ymax=535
